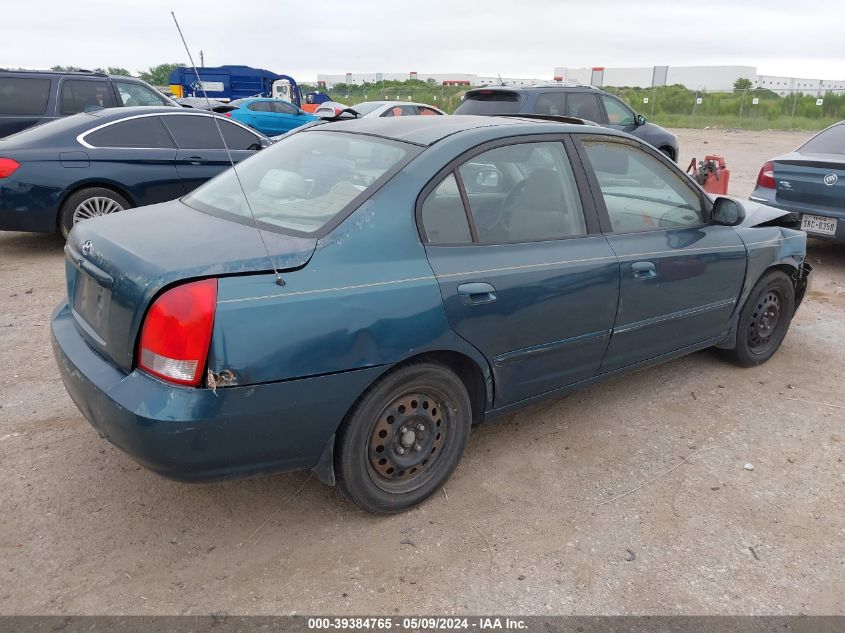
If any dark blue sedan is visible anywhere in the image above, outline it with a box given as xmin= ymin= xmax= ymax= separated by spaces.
xmin=0 ymin=107 xmax=269 ymax=237
xmin=52 ymin=116 xmax=811 ymax=513
xmin=750 ymin=121 xmax=845 ymax=243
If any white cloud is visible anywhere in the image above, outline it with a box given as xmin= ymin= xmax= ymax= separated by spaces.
xmin=2 ymin=0 xmax=843 ymax=81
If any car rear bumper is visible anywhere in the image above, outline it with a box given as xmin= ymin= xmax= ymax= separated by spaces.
xmin=749 ymin=188 xmax=845 ymax=242
xmin=51 ymin=302 xmax=383 ymax=482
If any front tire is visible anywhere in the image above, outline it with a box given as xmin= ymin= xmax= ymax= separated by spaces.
xmin=59 ymin=187 xmax=130 ymax=239
xmin=335 ymin=362 xmax=471 ymax=514
xmin=725 ymin=270 xmax=795 ymax=367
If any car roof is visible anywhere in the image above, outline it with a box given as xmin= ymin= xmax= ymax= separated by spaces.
xmin=466 ymin=84 xmax=600 ymax=94
xmin=312 ymin=114 xmax=612 ymax=146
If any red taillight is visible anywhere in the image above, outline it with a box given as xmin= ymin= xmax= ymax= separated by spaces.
xmin=138 ymin=278 xmax=217 ymax=387
xmin=756 ymin=161 xmax=775 ymax=189
xmin=224 ymin=112 xmax=232 ymax=117
xmin=0 ymin=158 xmax=20 ymax=178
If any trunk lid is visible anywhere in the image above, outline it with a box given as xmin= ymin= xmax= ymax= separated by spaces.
xmin=65 ymin=199 xmax=316 ymax=372
xmin=774 ymin=151 xmax=845 ymax=209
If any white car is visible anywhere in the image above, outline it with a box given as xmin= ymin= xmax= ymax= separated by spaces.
xmin=344 ymin=101 xmax=446 ymax=118
xmin=312 ymin=101 xmax=350 ymax=117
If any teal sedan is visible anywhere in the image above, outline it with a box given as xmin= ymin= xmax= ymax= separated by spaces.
xmin=223 ymin=97 xmax=317 ymax=136
xmin=52 ymin=116 xmax=811 ymax=514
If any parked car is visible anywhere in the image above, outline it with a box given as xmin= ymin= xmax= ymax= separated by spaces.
xmin=52 ymin=116 xmax=810 ymax=513
xmin=749 ymin=121 xmax=844 ymax=243
xmin=223 ymin=97 xmax=317 ymax=136
xmin=175 ymin=97 xmax=230 ymax=111
xmin=313 ymin=101 xmax=350 ymax=117
xmin=0 ymin=107 xmax=269 ymax=237
xmin=454 ymin=85 xmax=679 ymax=161
xmin=348 ymin=101 xmax=446 ymax=118
xmin=0 ymin=69 xmax=178 ymax=138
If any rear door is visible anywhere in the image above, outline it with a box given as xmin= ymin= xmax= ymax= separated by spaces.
xmin=161 ymin=114 xmax=262 ymax=192
xmin=574 ymin=135 xmax=746 ymax=373
xmin=0 ymin=76 xmax=54 ymax=137
xmin=564 ymin=92 xmax=604 ymax=123
xmin=420 ymin=137 xmax=619 ymax=407
xmin=58 ymin=78 xmax=118 ymax=115
xmin=79 ymin=115 xmax=180 ymax=205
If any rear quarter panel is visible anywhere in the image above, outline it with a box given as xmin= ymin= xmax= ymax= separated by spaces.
xmin=208 ymin=164 xmax=492 ymax=394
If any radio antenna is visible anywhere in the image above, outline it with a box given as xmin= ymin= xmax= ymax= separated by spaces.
xmin=170 ymin=11 xmax=285 ymax=286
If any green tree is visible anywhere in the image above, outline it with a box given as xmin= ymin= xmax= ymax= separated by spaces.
xmin=138 ymin=63 xmax=185 ymax=86
xmin=733 ymin=77 xmax=753 ymax=92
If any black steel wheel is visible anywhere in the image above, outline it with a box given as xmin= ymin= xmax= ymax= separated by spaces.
xmin=725 ymin=270 xmax=795 ymax=367
xmin=335 ymin=362 xmax=471 ymax=513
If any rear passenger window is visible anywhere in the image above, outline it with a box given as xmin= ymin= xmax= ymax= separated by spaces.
xmin=84 ymin=116 xmax=174 ymax=148
xmin=565 ymin=93 xmax=603 ymax=122
xmin=248 ymin=101 xmax=272 ymax=112
xmin=459 ymin=142 xmax=586 ymax=243
xmin=0 ymin=77 xmax=51 ymax=115
xmin=60 ymin=79 xmax=117 ymax=115
xmin=420 ymin=174 xmax=472 ymax=244
xmin=534 ymin=92 xmax=567 ymax=115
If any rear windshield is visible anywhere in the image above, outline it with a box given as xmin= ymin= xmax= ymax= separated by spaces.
xmin=0 ymin=112 xmax=95 ymax=144
xmin=0 ymin=77 xmax=51 ymax=115
xmin=183 ymin=130 xmax=413 ymax=235
xmin=799 ymin=124 xmax=845 ymax=155
xmin=454 ymin=91 xmax=524 ymax=115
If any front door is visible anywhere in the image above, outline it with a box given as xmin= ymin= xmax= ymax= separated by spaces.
xmin=420 ymin=139 xmax=620 ymax=407
xmin=161 ymin=114 xmax=260 ymax=193
xmin=575 ymin=135 xmax=746 ymax=373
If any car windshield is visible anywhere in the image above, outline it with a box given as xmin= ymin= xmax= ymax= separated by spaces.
xmin=350 ymin=102 xmax=385 ymax=116
xmin=183 ymin=130 xmax=412 ymax=235
xmin=799 ymin=124 xmax=845 ymax=155
xmin=454 ymin=92 xmax=524 ymax=114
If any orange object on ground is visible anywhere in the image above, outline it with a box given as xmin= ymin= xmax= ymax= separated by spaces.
xmin=686 ymin=155 xmax=730 ymax=195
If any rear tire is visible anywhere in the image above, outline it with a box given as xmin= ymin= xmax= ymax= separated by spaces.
xmin=334 ymin=362 xmax=471 ymax=514
xmin=59 ymin=187 xmax=130 ymax=239
xmin=724 ymin=270 xmax=795 ymax=367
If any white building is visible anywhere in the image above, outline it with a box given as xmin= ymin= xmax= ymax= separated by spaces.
xmin=553 ymin=65 xmax=756 ymax=91
xmin=315 ymin=72 xmax=543 ymax=88
xmin=553 ymin=65 xmax=845 ymax=94
xmin=755 ymin=75 xmax=845 ymax=96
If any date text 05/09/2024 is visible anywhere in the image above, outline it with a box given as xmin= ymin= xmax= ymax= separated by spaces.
xmin=307 ymin=617 xmax=528 ymax=630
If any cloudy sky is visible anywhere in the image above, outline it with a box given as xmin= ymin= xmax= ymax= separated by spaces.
xmin=4 ymin=0 xmax=844 ymax=81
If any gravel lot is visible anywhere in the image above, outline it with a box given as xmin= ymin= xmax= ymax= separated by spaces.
xmin=0 ymin=129 xmax=843 ymax=616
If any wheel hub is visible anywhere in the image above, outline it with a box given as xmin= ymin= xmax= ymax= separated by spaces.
xmin=368 ymin=392 xmax=446 ymax=485
xmin=748 ymin=291 xmax=782 ymax=351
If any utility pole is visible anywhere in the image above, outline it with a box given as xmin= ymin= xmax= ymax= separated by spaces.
xmin=200 ymin=50 xmax=204 ymax=67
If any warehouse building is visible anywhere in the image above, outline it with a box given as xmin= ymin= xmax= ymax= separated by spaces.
xmin=553 ymin=65 xmax=845 ymax=94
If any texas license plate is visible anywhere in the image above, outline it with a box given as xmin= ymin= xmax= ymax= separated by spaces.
xmin=801 ymin=214 xmax=837 ymax=236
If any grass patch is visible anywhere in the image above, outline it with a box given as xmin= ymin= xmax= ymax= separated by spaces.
xmin=651 ymin=114 xmax=839 ymax=131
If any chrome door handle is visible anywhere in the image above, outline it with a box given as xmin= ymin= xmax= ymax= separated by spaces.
xmin=631 ymin=261 xmax=656 ymax=280
xmin=185 ymin=156 xmax=208 ymax=165
xmin=457 ymin=282 xmax=497 ymax=305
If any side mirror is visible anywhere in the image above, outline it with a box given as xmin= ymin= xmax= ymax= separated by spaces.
xmin=636 ymin=114 xmax=647 ymax=126
xmin=712 ymin=197 xmax=745 ymax=226
xmin=475 ymin=168 xmax=501 ymax=188
xmin=258 ymin=137 xmax=272 ymax=149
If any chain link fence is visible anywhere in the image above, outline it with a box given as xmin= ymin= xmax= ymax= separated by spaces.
xmin=304 ymin=82 xmax=845 ymax=131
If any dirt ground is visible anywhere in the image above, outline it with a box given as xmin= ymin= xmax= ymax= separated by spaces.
xmin=0 ymin=129 xmax=843 ymax=616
